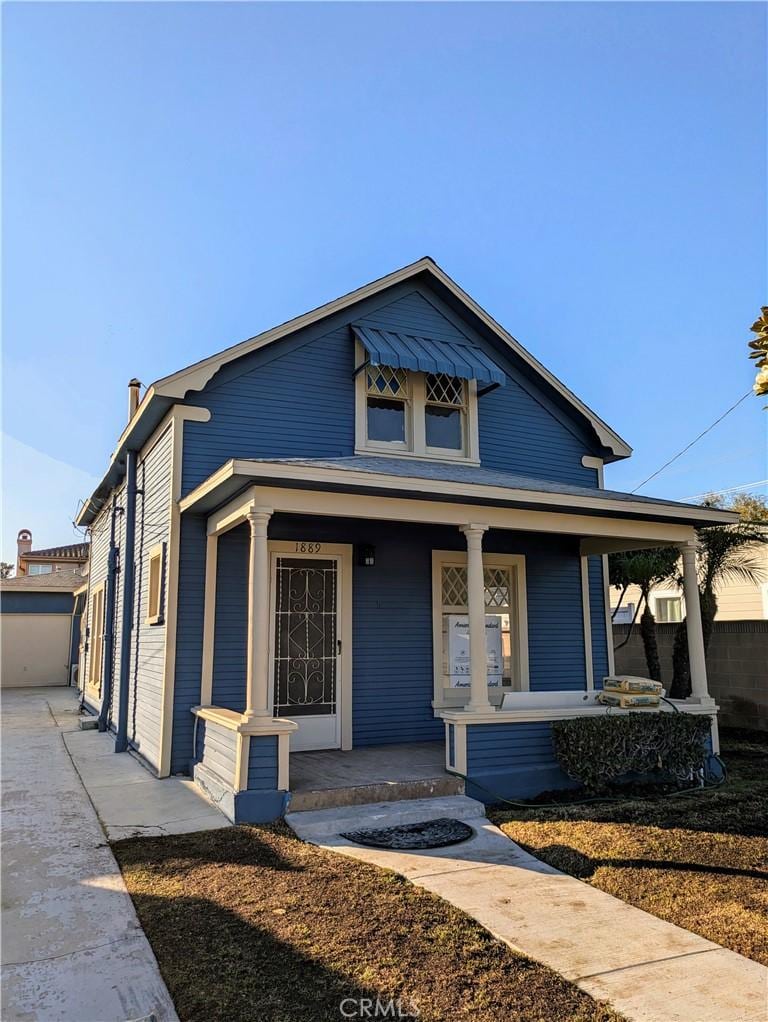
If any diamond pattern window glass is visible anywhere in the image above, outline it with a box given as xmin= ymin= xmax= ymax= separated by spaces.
xmin=366 ymin=365 xmax=407 ymax=399
xmin=438 ymin=561 xmax=518 ymax=689
xmin=440 ymin=565 xmax=512 ymax=609
xmin=426 ymin=373 xmax=464 ymax=406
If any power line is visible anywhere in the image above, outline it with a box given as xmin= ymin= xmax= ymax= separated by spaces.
xmin=682 ymin=478 xmax=768 ymax=502
xmin=631 ymin=390 xmax=753 ymax=494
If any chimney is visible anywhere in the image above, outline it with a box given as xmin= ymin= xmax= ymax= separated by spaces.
xmin=128 ymin=378 xmax=142 ymax=421
xmin=16 ymin=529 xmax=32 ymax=575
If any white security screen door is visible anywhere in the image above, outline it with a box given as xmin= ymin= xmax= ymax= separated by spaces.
xmin=271 ymin=553 xmax=341 ymax=751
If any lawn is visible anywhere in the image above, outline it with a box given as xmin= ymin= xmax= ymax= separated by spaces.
xmin=489 ymin=729 xmax=768 ymax=965
xmin=114 ymin=822 xmax=622 ymax=1022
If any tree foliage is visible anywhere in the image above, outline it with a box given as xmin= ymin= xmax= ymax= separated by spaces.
xmin=748 ymin=306 xmax=768 ymax=400
xmin=609 ymin=547 xmax=679 ymax=680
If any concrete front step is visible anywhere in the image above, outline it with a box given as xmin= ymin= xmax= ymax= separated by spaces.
xmin=286 ymin=794 xmax=485 ymax=840
xmin=287 ymin=773 xmax=464 ymax=812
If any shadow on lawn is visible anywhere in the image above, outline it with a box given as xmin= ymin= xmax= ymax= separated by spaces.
xmin=127 ymin=889 xmax=392 ymax=1022
xmin=115 ymin=823 xmax=306 ymax=875
xmin=531 ymin=843 xmax=768 ymax=882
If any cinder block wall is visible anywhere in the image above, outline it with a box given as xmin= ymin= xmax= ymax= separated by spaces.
xmin=613 ymin=621 xmax=768 ymax=731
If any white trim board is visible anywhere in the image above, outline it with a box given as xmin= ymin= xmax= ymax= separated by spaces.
xmin=204 ymin=484 xmax=702 ymax=550
xmin=182 ymin=458 xmax=738 ymax=528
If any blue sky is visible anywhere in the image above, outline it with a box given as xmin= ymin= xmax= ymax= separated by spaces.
xmin=3 ymin=2 xmax=766 ymax=564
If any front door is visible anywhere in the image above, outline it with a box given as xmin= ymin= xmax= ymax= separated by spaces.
xmin=270 ymin=547 xmax=345 ymax=751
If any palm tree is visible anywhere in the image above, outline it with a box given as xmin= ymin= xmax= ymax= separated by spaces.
xmin=609 ymin=547 xmax=679 ymax=681
xmin=670 ymin=517 xmax=767 ymax=697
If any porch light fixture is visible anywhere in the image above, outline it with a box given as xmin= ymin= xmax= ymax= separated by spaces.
xmin=356 ymin=544 xmax=376 ymax=567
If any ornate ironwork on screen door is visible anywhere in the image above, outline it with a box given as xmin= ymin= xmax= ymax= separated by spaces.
xmin=273 ymin=558 xmax=337 ymax=717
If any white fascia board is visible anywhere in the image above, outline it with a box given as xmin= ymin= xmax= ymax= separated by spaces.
xmin=181 ymin=457 xmax=740 ymax=527
xmin=144 ymin=257 xmax=631 ymax=460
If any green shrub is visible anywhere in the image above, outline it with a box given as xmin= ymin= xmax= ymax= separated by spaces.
xmin=551 ymin=712 xmax=713 ymax=793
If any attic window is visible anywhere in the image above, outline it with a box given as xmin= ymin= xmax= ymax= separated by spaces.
xmin=425 ymin=373 xmax=466 ymax=451
xmin=146 ymin=543 xmax=165 ymax=625
xmin=356 ymin=346 xmax=480 ymax=463
xmin=366 ymin=366 xmax=409 ymax=445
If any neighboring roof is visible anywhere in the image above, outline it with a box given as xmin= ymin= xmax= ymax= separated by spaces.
xmin=0 ymin=566 xmax=85 ymax=592
xmin=78 ymin=257 xmax=633 ymax=526
xmin=178 ymin=455 xmax=740 ymax=529
xmin=21 ymin=542 xmax=89 ymax=562
xmin=352 ymin=324 xmax=507 ymax=387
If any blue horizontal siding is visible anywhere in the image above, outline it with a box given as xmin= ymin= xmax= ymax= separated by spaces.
xmin=180 ymin=281 xmax=603 ymax=498
xmin=247 ymin=735 xmax=278 ymax=790
xmin=589 ymin=556 xmax=610 ymax=688
xmin=0 ymin=592 xmax=74 ymax=614
xmin=171 ymin=514 xmax=207 ymax=774
xmin=211 ymin=525 xmax=249 ymax=712
xmin=467 ymin=722 xmax=557 ymax=771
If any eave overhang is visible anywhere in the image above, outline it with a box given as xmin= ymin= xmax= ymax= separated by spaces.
xmin=178 ymin=458 xmax=740 ymax=530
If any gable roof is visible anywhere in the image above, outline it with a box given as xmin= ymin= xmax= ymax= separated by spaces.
xmin=78 ymin=257 xmax=631 ymax=526
xmin=0 ymin=566 xmax=85 ymax=592
xmin=148 ymin=256 xmax=630 ymax=454
xmin=21 ymin=542 xmax=89 ymax=562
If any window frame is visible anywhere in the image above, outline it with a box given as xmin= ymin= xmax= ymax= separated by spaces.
xmin=654 ymin=593 xmax=683 ymax=624
xmin=355 ymin=341 xmax=480 ymax=464
xmin=431 ymin=550 xmax=529 ymax=709
xmin=28 ymin=563 xmax=54 ymax=575
xmin=146 ymin=542 xmax=165 ymax=625
xmin=87 ymin=581 xmax=106 ymax=695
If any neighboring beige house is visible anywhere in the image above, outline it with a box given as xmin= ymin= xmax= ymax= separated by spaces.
xmin=610 ymin=537 xmax=768 ymax=623
xmin=15 ymin=529 xmax=89 ymax=577
xmin=0 ymin=567 xmax=85 ymax=688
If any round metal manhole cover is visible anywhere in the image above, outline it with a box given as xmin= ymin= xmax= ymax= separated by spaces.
xmin=340 ymin=817 xmax=475 ymax=850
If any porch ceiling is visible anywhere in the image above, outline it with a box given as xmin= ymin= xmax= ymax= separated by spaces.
xmin=179 ymin=455 xmax=737 ymax=534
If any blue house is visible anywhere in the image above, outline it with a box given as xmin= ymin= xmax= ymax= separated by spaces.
xmin=76 ymin=258 xmax=733 ymax=821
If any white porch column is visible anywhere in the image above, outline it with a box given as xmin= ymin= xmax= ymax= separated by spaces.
xmin=682 ymin=540 xmax=709 ymax=700
xmin=245 ymin=506 xmax=273 ymax=718
xmin=460 ymin=524 xmax=492 ymax=713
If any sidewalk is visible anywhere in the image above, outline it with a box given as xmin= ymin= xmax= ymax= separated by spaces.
xmin=0 ymin=687 xmax=225 ymax=1021
xmin=287 ymin=796 xmax=768 ymax=1022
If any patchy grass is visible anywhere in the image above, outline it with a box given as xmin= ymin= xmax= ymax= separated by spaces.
xmin=490 ymin=730 xmax=768 ymax=965
xmin=114 ymin=822 xmax=622 ymax=1022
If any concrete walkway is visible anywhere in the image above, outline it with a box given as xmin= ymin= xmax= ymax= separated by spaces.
xmin=0 ymin=687 xmax=225 ymax=1021
xmin=287 ymin=795 xmax=768 ymax=1022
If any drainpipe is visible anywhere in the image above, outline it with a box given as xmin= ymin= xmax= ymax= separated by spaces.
xmin=98 ymin=502 xmax=120 ymax=732
xmin=115 ymin=451 xmax=138 ymax=753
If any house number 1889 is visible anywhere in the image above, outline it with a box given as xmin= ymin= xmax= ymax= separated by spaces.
xmin=295 ymin=542 xmax=322 ymax=553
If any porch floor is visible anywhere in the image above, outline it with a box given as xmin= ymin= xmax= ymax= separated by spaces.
xmin=289 ymin=741 xmax=463 ymax=812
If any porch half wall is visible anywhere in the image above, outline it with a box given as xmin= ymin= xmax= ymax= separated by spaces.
xmin=170 ymin=514 xmax=609 ymax=774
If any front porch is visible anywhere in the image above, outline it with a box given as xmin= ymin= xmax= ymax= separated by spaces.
xmin=177 ymin=457 xmax=734 ymax=823
xmin=289 ymin=740 xmax=462 ymax=811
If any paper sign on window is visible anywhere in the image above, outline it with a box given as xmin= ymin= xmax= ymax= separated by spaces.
xmin=445 ymin=614 xmax=503 ymax=687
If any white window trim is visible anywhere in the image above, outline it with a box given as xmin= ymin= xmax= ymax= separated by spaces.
xmin=650 ymin=589 xmax=683 ymax=623
xmin=354 ymin=341 xmax=480 ymax=464
xmin=431 ymin=550 xmax=529 ymax=710
xmin=87 ymin=581 xmax=106 ymax=695
xmin=146 ymin=542 xmax=165 ymax=625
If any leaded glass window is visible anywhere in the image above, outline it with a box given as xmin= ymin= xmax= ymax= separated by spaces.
xmin=425 ymin=373 xmax=465 ymax=451
xmin=366 ymin=366 xmax=409 ymax=444
xmin=439 ymin=563 xmax=516 ymax=687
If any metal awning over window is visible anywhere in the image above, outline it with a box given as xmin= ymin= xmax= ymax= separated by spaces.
xmin=352 ymin=324 xmax=506 ymax=387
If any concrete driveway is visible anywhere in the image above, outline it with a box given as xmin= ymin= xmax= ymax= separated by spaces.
xmin=1 ymin=687 xmax=180 ymax=1022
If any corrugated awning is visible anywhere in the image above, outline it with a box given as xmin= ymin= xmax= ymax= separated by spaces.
xmin=352 ymin=324 xmax=506 ymax=387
